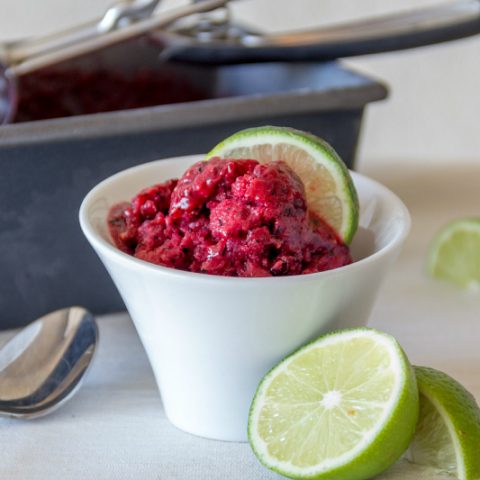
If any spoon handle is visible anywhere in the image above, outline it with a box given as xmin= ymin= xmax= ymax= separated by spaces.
xmin=166 ymin=0 xmax=480 ymax=64
xmin=5 ymin=0 xmax=163 ymax=64
xmin=6 ymin=0 xmax=227 ymax=77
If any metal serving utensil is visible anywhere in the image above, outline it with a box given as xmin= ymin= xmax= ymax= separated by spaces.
xmin=0 ymin=0 xmax=228 ymax=77
xmin=0 ymin=0 xmax=228 ymax=124
xmin=2 ymin=0 xmax=480 ymax=73
xmin=0 ymin=307 xmax=98 ymax=418
xmin=161 ymin=0 xmax=480 ymax=63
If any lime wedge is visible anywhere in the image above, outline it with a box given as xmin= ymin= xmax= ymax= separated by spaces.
xmin=409 ymin=366 xmax=480 ymax=480
xmin=248 ymin=328 xmax=419 ymax=480
xmin=207 ymin=126 xmax=359 ymax=244
xmin=428 ymin=219 xmax=480 ymax=290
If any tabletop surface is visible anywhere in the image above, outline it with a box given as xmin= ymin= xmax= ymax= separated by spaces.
xmin=1 ymin=162 xmax=479 ymax=479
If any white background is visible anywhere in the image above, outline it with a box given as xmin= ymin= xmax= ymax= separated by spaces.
xmin=1 ymin=0 xmax=479 ymax=167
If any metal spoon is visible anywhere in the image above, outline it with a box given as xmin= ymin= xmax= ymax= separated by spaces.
xmin=163 ymin=0 xmax=480 ymax=64
xmin=0 ymin=306 xmax=98 ymax=419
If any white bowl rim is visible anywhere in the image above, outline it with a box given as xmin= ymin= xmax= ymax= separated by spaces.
xmin=79 ymin=155 xmax=411 ymax=285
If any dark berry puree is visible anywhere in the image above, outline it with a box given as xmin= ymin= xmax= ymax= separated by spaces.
xmin=14 ymin=68 xmax=207 ymax=122
xmin=107 ymin=158 xmax=352 ymax=277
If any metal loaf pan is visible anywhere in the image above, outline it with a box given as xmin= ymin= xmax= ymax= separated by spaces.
xmin=0 ymin=40 xmax=387 ymax=329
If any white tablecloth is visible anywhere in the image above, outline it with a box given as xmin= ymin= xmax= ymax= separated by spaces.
xmin=1 ymin=162 xmax=479 ymax=479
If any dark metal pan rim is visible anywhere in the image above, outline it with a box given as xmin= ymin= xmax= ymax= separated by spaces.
xmin=0 ymin=66 xmax=387 ymax=148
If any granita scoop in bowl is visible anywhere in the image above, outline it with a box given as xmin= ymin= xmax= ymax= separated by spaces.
xmin=80 ymin=126 xmax=409 ymax=441
xmin=107 ymin=157 xmax=352 ymax=277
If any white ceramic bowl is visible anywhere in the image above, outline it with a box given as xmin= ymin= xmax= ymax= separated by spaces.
xmin=79 ymin=155 xmax=410 ymax=442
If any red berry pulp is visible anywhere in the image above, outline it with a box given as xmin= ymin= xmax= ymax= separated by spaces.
xmin=108 ymin=158 xmax=352 ymax=277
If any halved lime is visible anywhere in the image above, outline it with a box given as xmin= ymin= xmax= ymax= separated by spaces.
xmin=248 ymin=328 xmax=419 ymax=480
xmin=428 ymin=219 xmax=480 ymax=290
xmin=207 ymin=126 xmax=359 ymax=244
xmin=409 ymin=366 xmax=480 ymax=480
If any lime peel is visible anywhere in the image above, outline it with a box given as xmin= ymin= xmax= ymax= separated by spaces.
xmin=410 ymin=366 xmax=480 ymax=480
xmin=207 ymin=126 xmax=359 ymax=244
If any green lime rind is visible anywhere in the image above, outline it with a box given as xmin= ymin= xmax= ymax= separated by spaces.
xmin=207 ymin=126 xmax=359 ymax=244
xmin=427 ymin=218 xmax=480 ymax=289
xmin=248 ymin=327 xmax=419 ymax=480
xmin=411 ymin=366 xmax=480 ymax=480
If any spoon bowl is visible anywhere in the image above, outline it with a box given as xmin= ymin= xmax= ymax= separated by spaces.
xmin=0 ymin=306 xmax=98 ymax=418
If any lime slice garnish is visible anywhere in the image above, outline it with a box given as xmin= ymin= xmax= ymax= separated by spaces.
xmin=207 ymin=126 xmax=359 ymax=244
xmin=428 ymin=218 xmax=480 ymax=290
xmin=409 ymin=366 xmax=480 ymax=480
xmin=248 ymin=328 xmax=419 ymax=480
